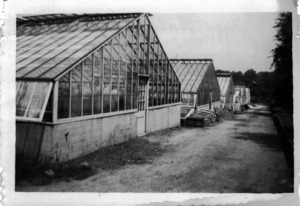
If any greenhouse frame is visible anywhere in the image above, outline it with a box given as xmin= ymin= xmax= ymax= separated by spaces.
xmin=16 ymin=13 xmax=181 ymax=162
xmin=170 ymin=59 xmax=220 ymax=118
xmin=217 ymin=72 xmax=234 ymax=110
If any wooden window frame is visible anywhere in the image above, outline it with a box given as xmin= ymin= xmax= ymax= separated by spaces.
xmin=16 ymin=81 xmax=53 ymax=122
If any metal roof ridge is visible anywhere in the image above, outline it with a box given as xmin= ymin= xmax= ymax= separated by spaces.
xmin=17 ymin=13 xmax=150 ymax=25
xmin=169 ymin=58 xmax=213 ymax=62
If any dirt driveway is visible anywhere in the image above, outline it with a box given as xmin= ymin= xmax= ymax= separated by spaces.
xmin=17 ymin=104 xmax=293 ymax=192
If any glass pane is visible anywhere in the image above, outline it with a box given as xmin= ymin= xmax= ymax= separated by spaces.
xmin=174 ymin=82 xmax=178 ymax=102
xmin=156 ymin=46 xmax=161 ymax=106
xmin=58 ymin=72 xmax=70 ymax=119
xmin=126 ymin=76 xmax=132 ymax=110
xmin=153 ymin=85 xmax=157 ymax=106
xmin=168 ymin=65 xmax=172 ymax=104
xmin=132 ymin=73 xmax=138 ymax=109
xmin=138 ymin=19 xmax=145 ymax=75
xmin=182 ymin=93 xmax=189 ymax=105
xmin=103 ymin=42 xmax=111 ymax=113
xmin=16 ymin=82 xmax=36 ymax=117
xmin=188 ymin=94 xmax=196 ymax=106
xmin=173 ymin=70 xmax=177 ymax=103
xmin=94 ymin=48 xmax=103 ymax=114
xmin=83 ymin=55 xmax=93 ymax=116
xmin=111 ymin=36 xmax=119 ymax=112
xmin=161 ymin=54 xmax=166 ymax=105
xmin=132 ymin=22 xmax=138 ymax=109
xmin=132 ymin=22 xmax=138 ymax=75
xmin=149 ymin=77 xmax=153 ymax=107
xmin=126 ymin=26 xmax=134 ymax=110
xmin=71 ymin=64 xmax=82 ymax=117
xmin=119 ymin=31 xmax=126 ymax=111
xmin=16 ymin=81 xmax=20 ymax=93
xmin=148 ymin=27 xmax=155 ymax=107
xmin=143 ymin=18 xmax=149 ymax=75
xmin=26 ymin=82 xmax=50 ymax=118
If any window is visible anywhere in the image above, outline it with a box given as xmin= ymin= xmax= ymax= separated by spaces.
xmin=181 ymin=93 xmax=196 ymax=107
xmin=16 ymin=81 xmax=53 ymax=121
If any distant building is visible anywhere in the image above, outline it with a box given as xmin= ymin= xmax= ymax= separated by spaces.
xmin=170 ymin=59 xmax=220 ymax=119
xmin=217 ymin=72 xmax=234 ymax=110
xmin=245 ymin=87 xmax=251 ymax=104
xmin=233 ymin=82 xmax=247 ymax=112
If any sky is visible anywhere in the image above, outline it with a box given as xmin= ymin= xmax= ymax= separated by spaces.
xmin=150 ymin=13 xmax=280 ymax=73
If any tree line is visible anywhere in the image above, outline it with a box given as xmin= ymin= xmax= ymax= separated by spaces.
xmin=216 ymin=69 xmax=275 ymax=104
xmin=217 ymin=12 xmax=293 ymax=111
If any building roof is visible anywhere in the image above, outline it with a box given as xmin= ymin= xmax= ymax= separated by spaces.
xmin=16 ymin=13 xmax=143 ymax=80
xmin=217 ymin=76 xmax=232 ymax=96
xmin=170 ymin=59 xmax=213 ymax=93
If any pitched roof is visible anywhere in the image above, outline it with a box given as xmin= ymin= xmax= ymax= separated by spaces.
xmin=170 ymin=59 xmax=212 ymax=93
xmin=217 ymin=73 xmax=232 ymax=96
xmin=16 ymin=13 xmax=143 ymax=80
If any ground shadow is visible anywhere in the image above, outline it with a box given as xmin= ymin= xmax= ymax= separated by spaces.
xmin=16 ymin=137 xmax=167 ymax=187
xmin=234 ymin=123 xmax=248 ymax=127
xmin=249 ymin=111 xmax=272 ymax=117
xmin=231 ymin=132 xmax=282 ymax=152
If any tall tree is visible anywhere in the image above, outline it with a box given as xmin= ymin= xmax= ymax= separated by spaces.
xmin=231 ymin=71 xmax=244 ymax=83
xmin=243 ymin=69 xmax=257 ymax=86
xmin=270 ymin=12 xmax=293 ymax=110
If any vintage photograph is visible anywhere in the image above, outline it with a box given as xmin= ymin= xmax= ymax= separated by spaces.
xmin=15 ymin=12 xmax=294 ymax=193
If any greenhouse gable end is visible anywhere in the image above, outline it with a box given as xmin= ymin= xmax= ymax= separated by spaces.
xmin=16 ymin=13 xmax=181 ymax=162
xmin=170 ymin=59 xmax=220 ymax=114
xmin=217 ymin=72 xmax=234 ymax=110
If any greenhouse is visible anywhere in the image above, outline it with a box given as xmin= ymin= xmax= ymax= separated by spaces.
xmin=16 ymin=13 xmax=181 ymax=162
xmin=217 ymin=72 xmax=234 ymax=110
xmin=170 ymin=59 xmax=220 ymax=118
xmin=234 ymin=82 xmax=246 ymax=104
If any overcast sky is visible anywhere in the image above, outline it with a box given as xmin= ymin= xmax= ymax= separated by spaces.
xmin=150 ymin=13 xmax=280 ymax=73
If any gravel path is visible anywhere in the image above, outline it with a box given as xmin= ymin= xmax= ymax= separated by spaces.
xmin=17 ymin=104 xmax=293 ymax=192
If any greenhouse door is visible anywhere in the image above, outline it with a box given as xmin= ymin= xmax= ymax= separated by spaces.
xmin=137 ymin=77 xmax=148 ymax=136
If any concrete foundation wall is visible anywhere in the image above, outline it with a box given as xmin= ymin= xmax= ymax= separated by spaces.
xmin=53 ymin=112 xmax=137 ymax=162
xmin=16 ymin=105 xmax=179 ymax=163
xmin=16 ymin=112 xmax=137 ymax=163
xmin=147 ymin=104 xmax=181 ymax=133
xmin=16 ymin=122 xmax=54 ymax=162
